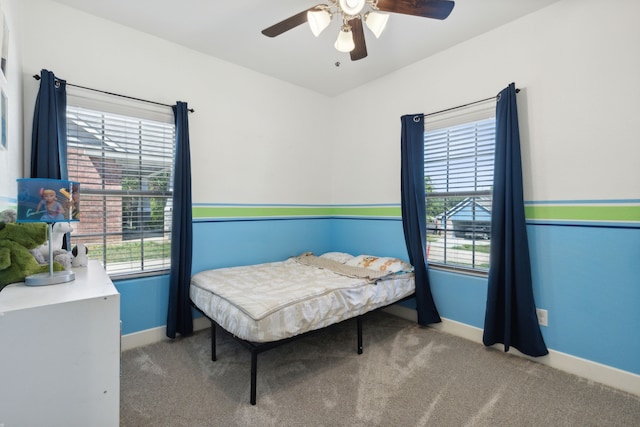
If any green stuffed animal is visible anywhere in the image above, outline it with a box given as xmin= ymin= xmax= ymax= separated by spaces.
xmin=0 ymin=221 xmax=64 ymax=291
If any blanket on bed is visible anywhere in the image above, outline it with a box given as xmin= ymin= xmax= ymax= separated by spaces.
xmin=293 ymin=253 xmax=394 ymax=282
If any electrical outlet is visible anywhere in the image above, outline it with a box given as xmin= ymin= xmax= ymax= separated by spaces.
xmin=536 ymin=308 xmax=548 ymax=326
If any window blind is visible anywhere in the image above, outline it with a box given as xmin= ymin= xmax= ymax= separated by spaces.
xmin=66 ymin=104 xmax=176 ymax=276
xmin=424 ymin=118 xmax=495 ymax=197
xmin=424 ymin=110 xmax=495 ymax=272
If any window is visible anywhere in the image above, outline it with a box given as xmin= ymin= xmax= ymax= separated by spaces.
xmin=424 ymin=104 xmax=495 ymax=273
xmin=66 ymin=92 xmax=175 ymax=277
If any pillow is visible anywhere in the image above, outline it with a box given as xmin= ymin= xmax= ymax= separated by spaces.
xmin=345 ymin=255 xmax=413 ymax=273
xmin=319 ymin=252 xmax=355 ymax=264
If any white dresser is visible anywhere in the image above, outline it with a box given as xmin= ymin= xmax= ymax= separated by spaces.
xmin=0 ymin=260 xmax=120 ymax=427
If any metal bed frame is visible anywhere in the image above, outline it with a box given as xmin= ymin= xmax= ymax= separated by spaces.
xmin=208 ymin=315 xmax=364 ymax=405
xmin=197 ymin=292 xmax=414 ymax=405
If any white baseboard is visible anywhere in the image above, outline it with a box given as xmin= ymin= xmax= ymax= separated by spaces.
xmin=121 ymin=316 xmax=210 ymax=352
xmin=383 ymin=304 xmax=640 ymax=397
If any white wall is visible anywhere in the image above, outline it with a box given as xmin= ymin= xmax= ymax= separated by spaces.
xmin=16 ymin=0 xmax=335 ymax=206
xmin=14 ymin=0 xmax=639 ymax=208
xmin=0 ymin=0 xmax=23 ymax=204
xmin=330 ymin=0 xmax=640 ymax=204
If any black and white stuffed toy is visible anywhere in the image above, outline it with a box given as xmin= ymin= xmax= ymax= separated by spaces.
xmin=72 ymin=244 xmax=89 ymax=267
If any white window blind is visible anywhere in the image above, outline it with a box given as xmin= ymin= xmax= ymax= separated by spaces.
xmin=424 ymin=103 xmax=495 ymax=273
xmin=66 ymin=97 xmax=176 ymax=277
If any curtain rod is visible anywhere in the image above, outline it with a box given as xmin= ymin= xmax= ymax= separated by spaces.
xmin=32 ymin=74 xmax=195 ymax=113
xmin=424 ymin=88 xmax=519 ymax=118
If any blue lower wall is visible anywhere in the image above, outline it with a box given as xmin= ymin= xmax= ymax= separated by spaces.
xmin=331 ymin=219 xmax=640 ymax=375
xmin=115 ymin=218 xmax=333 ymax=335
xmin=115 ymin=216 xmax=640 ymax=376
xmin=191 ymin=218 xmax=333 ymax=273
xmin=429 ymin=269 xmax=488 ymax=328
xmin=329 ymin=218 xmax=409 ymax=260
xmin=527 ymin=224 xmax=640 ymax=374
xmin=115 ymin=274 xmax=170 ymax=335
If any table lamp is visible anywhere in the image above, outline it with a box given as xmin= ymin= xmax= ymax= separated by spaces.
xmin=16 ymin=178 xmax=80 ymax=286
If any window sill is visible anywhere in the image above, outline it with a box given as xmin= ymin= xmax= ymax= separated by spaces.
xmin=109 ymin=268 xmax=170 ymax=281
xmin=427 ymin=263 xmax=489 ymax=278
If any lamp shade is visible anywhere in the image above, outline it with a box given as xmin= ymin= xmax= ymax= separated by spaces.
xmin=17 ymin=178 xmax=80 ymax=223
xmin=365 ymin=11 xmax=389 ymax=38
xmin=335 ymin=26 xmax=355 ymax=52
xmin=16 ymin=178 xmax=80 ymax=286
xmin=307 ymin=9 xmax=331 ymax=37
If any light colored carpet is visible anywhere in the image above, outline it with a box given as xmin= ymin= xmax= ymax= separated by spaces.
xmin=120 ymin=311 xmax=640 ymax=426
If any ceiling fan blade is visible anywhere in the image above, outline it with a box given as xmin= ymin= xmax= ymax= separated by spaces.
xmin=261 ymin=5 xmax=324 ymax=37
xmin=349 ymin=18 xmax=367 ymax=61
xmin=376 ymin=0 xmax=455 ymax=20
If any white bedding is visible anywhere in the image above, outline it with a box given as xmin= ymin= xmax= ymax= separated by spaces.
xmin=190 ymin=257 xmax=415 ymax=342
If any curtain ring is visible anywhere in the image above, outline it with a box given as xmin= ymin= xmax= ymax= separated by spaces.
xmin=413 ymin=115 xmax=421 ymax=123
xmin=496 ymin=93 xmax=501 ymax=102
xmin=54 ymin=80 xmax=61 ymax=88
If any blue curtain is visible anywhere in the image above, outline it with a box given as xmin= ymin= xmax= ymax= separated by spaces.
xmin=400 ymin=114 xmax=441 ymax=325
xmin=166 ymin=102 xmax=194 ymax=338
xmin=483 ymin=83 xmax=548 ymax=357
xmin=30 ymin=69 xmax=68 ymax=179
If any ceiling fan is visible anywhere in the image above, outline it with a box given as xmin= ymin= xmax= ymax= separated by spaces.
xmin=262 ymin=0 xmax=455 ymax=61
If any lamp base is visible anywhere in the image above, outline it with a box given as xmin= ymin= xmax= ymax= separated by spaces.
xmin=25 ymin=270 xmax=76 ymax=286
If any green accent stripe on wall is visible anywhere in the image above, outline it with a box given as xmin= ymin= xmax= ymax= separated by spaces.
xmin=193 ymin=206 xmax=331 ymax=219
xmin=191 ymin=201 xmax=639 ymax=224
xmin=192 ymin=205 xmax=402 ymax=220
xmin=525 ymin=204 xmax=640 ymax=223
xmin=330 ymin=206 xmax=402 ymax=217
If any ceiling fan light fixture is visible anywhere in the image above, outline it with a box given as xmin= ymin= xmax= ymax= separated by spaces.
xmin=261 ymin=0 xmax=455 ymax=61
xmin=364 ymin=11 xmax=388 ymax=38
xmin=334 ymin=26 xmax=355 ymax=52
xmin=307 ymin=9 xmax=332 ymax=37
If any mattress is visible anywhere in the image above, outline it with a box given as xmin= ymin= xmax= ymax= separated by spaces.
xmin=190 ymin=257 xmax=415 ymax=342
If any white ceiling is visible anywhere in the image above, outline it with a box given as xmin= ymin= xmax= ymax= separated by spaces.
xmin=51 ymin=0 xmax=560 ymax=97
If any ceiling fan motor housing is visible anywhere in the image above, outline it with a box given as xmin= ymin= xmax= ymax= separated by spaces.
xmin=339 ymin=0 xmax=366 ymax=16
